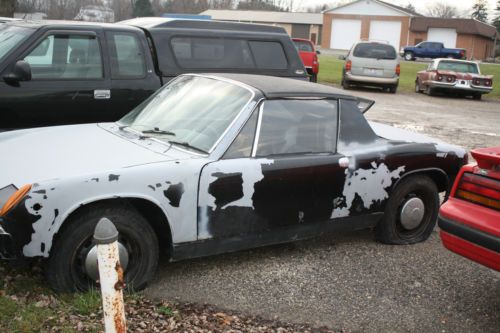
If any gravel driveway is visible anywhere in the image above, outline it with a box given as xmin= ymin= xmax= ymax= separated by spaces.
xmin=145 ymin=90 xmax=500 ymax=333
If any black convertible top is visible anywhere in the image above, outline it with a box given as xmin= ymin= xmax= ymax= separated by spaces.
xmin=205 ymin=73 xmax=358 ymax=100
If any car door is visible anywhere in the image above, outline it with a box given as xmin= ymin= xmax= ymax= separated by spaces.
xmin=0 ymin=29 xmax=110 ymax=129
xmin=197 ymin=98 xmax=346 ymax=241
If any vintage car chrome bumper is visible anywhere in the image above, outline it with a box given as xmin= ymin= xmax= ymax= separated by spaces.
xmin=429 ymin=80 xmax=493 ymax=93
xmin=0 ymin=219 xmax=14 ymax=259
xmin=346 ymin=72 xmax=399 ymax=85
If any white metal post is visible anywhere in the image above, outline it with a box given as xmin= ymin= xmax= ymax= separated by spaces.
xmin=94 ymin=218 xmax=127 ymax=333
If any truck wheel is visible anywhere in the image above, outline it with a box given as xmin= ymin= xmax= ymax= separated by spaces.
xmin=310 ymin=73 xmax=318 ymax=83
xmin=45 ymin=203 xmax=159 ymax=293
xmin=375 ymin=175 xmax=439 ymax=245
xmin=446 ymin=55 xmax=454 ymax=59
xmin=404 ymin=52 xmax=414 ymax=61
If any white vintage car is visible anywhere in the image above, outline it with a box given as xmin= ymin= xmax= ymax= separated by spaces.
xmin=0 ymin=74 xmax=466 ymax=292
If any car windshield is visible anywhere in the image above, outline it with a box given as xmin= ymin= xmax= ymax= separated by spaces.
xmin=353 ymin=43 xmax=397 ymax=60
xmin=0 ymin=25 xmax=34 ymax=61
xmin=119 ymin=75 xmax=253 ymax=153
xmin=437 ymin=61 xmax=479 ymax=74
xmin=294 ymin=40 xmax=313 ymax=52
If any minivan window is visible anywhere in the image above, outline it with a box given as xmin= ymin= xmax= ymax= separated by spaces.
xmin=24 ymin=34 xmax=103 ymax=80
xmin=0 ymin=25 xmax=33 ymax=61
xmin=353 ymin=43 xmax=396 ymax=60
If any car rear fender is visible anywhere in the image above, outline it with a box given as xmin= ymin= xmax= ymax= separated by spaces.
xmin=391 ymin=168 xmax=449 ymax=194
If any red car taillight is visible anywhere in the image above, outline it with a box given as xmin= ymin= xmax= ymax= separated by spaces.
xmin=473 ymin=78 xmax=481 ymax=85
xmin=437 ymin=75 xmax=443 ymax=81
xmin=345 ymin=60 xmax=352 ymax=71
xmin=446 ymin=75 xmax=455 ymax=82
xmin=456 ymin=173 xmax=500 ymax=211
xmin=395 ymin=64 xmax=400 ymax=76
xmin=485 ymin=79 xmax=492 ymax=86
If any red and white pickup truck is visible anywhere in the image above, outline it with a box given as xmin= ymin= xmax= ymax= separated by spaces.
xmin=415 ymin=58 xmax=493 ymax=100
xmin=293 ymin=38 xmax=320 ymax=82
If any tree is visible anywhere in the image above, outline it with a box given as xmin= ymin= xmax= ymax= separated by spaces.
xmin=492 ymin=0 xmax=500 ymax=32
xmin=133 ymin=0 xmax=153 ymax=17
xmin=471 ymin=0 xmax=488 ymax=22
xmin=405 ymin=3 xmax=416 ymax=14
xmin=0 ymin=0 xmax=16 ymax=17
xmin=426 ymin=3 xmax=460 ymax=18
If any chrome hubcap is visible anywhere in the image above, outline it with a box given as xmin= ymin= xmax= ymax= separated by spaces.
xmin=400 ymin=197 xmax=425 ymax=230
xmin=84 ymin=242 xmax=129 ymax=281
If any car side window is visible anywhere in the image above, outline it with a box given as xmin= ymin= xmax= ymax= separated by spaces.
xmin=255 ymin=99 xmax=338 ymax=157
xmin=224 ymin=109 xmax=259 ymax=159
xmin=107 ymin=32 xmax=146 ymax=79
xmin=24 ymin=33 xmax=103 ymax=80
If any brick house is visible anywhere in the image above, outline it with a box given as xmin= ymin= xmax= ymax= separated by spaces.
xmin=322 ymin=0 xmax=497 ymax=60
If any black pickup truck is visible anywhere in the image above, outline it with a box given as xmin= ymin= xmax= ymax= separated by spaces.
xmin=0 ymin=18 xmax=306 ymax=129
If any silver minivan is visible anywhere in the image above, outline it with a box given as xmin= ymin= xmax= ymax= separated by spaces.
xmin=340 ymin=41 xmax=400 ymax=93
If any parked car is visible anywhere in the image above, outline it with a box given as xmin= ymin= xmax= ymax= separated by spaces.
xmin=402 ymin=41 xmax=466 ymax=61
xmin=340 ymin=41 xmax=400 ymax=93
xmin=415 ymin=59 xmax=493 ymax=100
xmin=0 ymin=73 xmax=467 ymax=292
xmin=0 ymin=18 xmax=306 ymax=130
xmin=292 ymin=38 xmax=320 ymax=82
xmin=439 ymin=147 xmax=499 ymax=271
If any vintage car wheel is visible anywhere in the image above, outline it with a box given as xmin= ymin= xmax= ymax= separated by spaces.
xmin=425 ymin=86 xmax=435 ymax=96
xmin=404 ymin=52 xmax=414 ymax=61
xmin=45 ymin=203 xmax=159 ymax=293
xmin=375 ymin=175 xmax=439 ymax=245
xmin=415 ymin=80 xmax=422 ymax=93
xmin=473 ymin=93 xmax=482 ymax=100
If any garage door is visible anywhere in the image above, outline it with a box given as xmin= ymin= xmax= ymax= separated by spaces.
xmin=428 ymin=28 xmax=457 ymax=48
xmin=369 ymin=20 xmax=402 ymax=50
xmin=330 ymin=19 xmax=361 ymax=50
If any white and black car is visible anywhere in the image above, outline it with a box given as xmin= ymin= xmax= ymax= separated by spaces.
xmin=0 ymin=74 xmax=466 ymax=292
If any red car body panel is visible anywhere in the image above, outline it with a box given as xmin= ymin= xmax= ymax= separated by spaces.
xmin=292 ymin=38 xmax=319 ymax=74
xmin=438 ymin=147 xmax=500 ymax=271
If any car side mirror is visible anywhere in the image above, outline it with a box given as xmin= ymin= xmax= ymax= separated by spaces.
xmin=4 ymin=60 xmax=32 ymax=84
xmin=338 ymin=55 xmax=346 ymax=60
xmin=316 ymin=50 xmax=321 ymax=55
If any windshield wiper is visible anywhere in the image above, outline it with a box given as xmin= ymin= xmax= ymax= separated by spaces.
xmin=141 ymin=128 xmax=176 ymax=136
xmin=168 ymin=140 xmax=208 ymax=154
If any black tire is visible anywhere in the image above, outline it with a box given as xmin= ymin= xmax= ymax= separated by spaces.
xmin=425 ymin=85 xmax=435 ymax=96
xmin=404 ymin=52 xmax=414 ymax=61
xmin=473 ymin=93 xmax=482 ymax=100
xmin=375 ymin=175 xmax=439 ymax=245
xmin=45 ymin=203 xmax=159 ymax=293
xmin=389 ymin=85 xmax=398 ymax=94
xmin=415 ymin=79 xmax=422 ymax=93
xmin=310 ymin=73 xmax=318 ymax=83
xmin=341 ymin=76 xmax=350 ymax=90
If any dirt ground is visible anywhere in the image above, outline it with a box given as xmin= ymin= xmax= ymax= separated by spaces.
xmin=145 ymin=90 xmax=500 ymax=333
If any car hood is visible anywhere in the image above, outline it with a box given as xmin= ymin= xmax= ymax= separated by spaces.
xmin=0 ymin=123 xmax=195 ymax=188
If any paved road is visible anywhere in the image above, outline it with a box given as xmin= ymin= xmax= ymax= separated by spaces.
xmin=145 ymin=90 xmax=500 ymax=332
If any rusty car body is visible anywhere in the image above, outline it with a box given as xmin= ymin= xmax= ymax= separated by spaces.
xmin=415 ymin=58 xmax=493 ymax=100
xmin=0 ymin=74 xmax=467 ymax=292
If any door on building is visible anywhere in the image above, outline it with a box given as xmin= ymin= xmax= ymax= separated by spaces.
xmin=369 ymin=20 xmax=402 ymax=50
xmin=291 ymin=24 xmax=310 ymax=39
xmin=427 ymin=28 xmax=457 ymax=48
xmin=330 ymin=19 xmax=362 ymax=50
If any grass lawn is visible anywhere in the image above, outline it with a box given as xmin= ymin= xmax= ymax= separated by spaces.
xmin=318 ymin=55 xmax=500 ymax=99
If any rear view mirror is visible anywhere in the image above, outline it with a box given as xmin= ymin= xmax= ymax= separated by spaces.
xmin=4 ymin=60 xmax=32 ymax=84
xmin=338 ymin=55 xmax=346 ymax=60
xmin=316 ymin=50 xmax=321 ymax=55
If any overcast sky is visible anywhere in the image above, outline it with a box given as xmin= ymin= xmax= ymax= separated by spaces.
xmin=296 ymin=0 xmax=498 ymax=19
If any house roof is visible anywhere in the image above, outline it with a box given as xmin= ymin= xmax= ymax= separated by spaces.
xmin=199 ymin=9 xmax=323 ymax=25
xmin=324 ymin=0 xmax=419 ymax=16
xmin=410 ymin=17 xmax=497 ymax=39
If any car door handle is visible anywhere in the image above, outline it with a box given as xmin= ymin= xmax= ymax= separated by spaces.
xmin=94 ymin=90 xmax=111 ymax=99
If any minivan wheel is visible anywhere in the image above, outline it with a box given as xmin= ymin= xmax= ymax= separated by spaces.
xmin=404 ymin=52 xmax=414 ymax=61
xmin=45 ymin=203 xmax=159 ymax=293
xmin=389 ymin=85 xmax=397 ymax=93
xmin=341 ymin=76 xmax=350 ymax=89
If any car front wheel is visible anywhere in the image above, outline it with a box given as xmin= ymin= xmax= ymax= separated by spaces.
xmin=375 ymin=175 xmax=439 ymax=245
xmin=45 ymin=203 xmax=159 ymax=293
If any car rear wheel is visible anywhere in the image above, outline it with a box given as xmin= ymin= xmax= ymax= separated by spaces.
xmin=45 ymin=203 xmax=159 ymax=293
xmin=415 ymin=79 xmax=422 ymax=93
xmin=389 ymin=85 xmax=397 ymax=94
xmin=341 ymin=76 xmax=350 ymax=90
xmin=404 ymin=52 xmax=414 ymax=61
xmin=375 ymin=175 xmax=439 ymax=245
xmin=473 ymin=93 xmax=482 ymax=100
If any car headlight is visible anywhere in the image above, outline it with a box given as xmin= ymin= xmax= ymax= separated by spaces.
xmin=0 ymin=184 xmax=32 ymax=216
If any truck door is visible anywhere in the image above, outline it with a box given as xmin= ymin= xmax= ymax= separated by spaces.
xmin=0 ymin=30 xmax=111 ymax=129
xmin=105 ymin=31 xmax=161 ymax=116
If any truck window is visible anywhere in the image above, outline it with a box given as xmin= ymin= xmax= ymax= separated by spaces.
xmin=23 ymin=34 xmax=103 ymax=80
xmin=248 ymin=41 xmax=288 ymax=70
xmin=107 ymin=32 xmax=146 ymax=79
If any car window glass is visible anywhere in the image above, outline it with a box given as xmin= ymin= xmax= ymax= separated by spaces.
xmin=171 ymin=37 xmax=255 ymax=69
xmin=224 ymin=109 xmax=259 ymax=159
xmin=437 ymin=61 xmax=479 ymax=74
xmin=353 ymin=43 xmax=396 ymax=60
xmin=0 ymin=25 xmax=33 ymax=61
xmin=248 ymin=41 xmax=288 ymax=70
xmin=293 ymin=40 xmax=313 ymax=52
xmin=24 ymin=34 xmax=103 ymax=80
xmin=107 ymin=32 xmax=146 ymax=78
xmin=255 ymin=99 xmax=337 ymax=157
